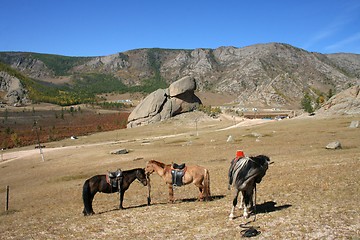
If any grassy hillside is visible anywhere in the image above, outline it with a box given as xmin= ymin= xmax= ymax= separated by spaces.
xmin=0 ymin=62 xmax=94 ymax=105
xmin=0 ymin=61 xmax=168 ymax=106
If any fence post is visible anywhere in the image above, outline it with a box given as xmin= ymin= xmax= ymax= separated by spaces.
xmin=5 ymin=185 xmax=9 ymax=212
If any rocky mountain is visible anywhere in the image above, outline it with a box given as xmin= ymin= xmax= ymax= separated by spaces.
xmin=1 ymin=43 xmax=359 ymax=108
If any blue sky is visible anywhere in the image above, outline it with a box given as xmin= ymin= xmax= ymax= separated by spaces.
xmin=1 ymin=0 xmax=360 ymax=56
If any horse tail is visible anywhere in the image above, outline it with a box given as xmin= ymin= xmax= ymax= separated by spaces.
xmin=203 ymin=169 xmax=211 ymax=200
xmin=228 ymin=159 xmax=235 ymax=189
xmin=82 ymin=179 xmax=93 ymax=216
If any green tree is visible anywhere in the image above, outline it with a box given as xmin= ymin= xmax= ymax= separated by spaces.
xmin=327 ymin=89 xmax=334 ymax=100
xmin=301 ymin=92 xmax=314 ymax=113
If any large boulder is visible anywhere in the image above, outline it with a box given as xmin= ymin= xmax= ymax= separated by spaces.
xmin=127 ymin=76 xmax=201 ymax=128
xmin=316 ymin=85 xmax=360 ymax=115
xmin=168 ymin=76 xmax=196 ymax=97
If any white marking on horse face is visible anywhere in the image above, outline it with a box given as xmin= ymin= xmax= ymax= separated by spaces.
xmin=145 ymin=164 xmax=154 ymax=174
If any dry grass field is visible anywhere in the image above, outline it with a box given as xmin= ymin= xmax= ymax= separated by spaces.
xmin=0 ymin=111 xmax=359 ymax=239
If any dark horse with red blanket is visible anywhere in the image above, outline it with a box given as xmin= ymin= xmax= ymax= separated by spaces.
xmin=228 ymin=155 xmax=270 ymax=219
xmin=82 ymin=168 xmax=148 ymax=216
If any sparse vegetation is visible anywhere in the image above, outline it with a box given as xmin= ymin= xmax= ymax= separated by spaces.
xmin=0 ymin=107 xmax=130 ymax=148
xmin=198 ymin=104 xmax=222 ymax=117
xmin=0 ymin=62 xmax=169 ymax=106
xmin=301 ymin=92 xmax=314 ymax=113
xmin=0 ymin=113 xmax=358 ymax=239
xmin=30 ymin=53 xmax=90 ymax=76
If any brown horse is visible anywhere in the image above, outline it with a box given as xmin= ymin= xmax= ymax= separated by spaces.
xmin=145 ymin=160 xmax=211 ymax=203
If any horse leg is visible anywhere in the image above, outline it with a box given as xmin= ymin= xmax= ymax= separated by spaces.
xmin=238 ymin=194 xmax=244 ymax=210
xmin=82 ymin=181 xmax=96 ymax=216
xmin=168 ymin=184 xmax=175 ymax=203
xmin=119 ymin=190 xmax=125 ymax=209
xmin=243 ymin=188 xmax=254 ymax=218
xmin=229 ymin=189 xmax=240 ymax=220
xmin=83 ymin=193 xmax=95 ymax=216
xmin=195 ymin=182 xmax=204 ymax=201
xmin=88 ymin=193 xmax=96 ymax=215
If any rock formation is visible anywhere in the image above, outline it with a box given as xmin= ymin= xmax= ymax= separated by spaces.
xmin=127 ymin=76 xmax=201 ymax=128
xmin=0 ymin=71 xmax=29 ymax=105
xmin=316 ymin=85 xmax=360 ymax=115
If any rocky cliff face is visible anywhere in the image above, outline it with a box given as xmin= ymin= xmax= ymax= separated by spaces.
xmin=0 ymin=71 xmax=29 ymax=105
xmin=316 ymin=85 xmax=360 ymax=115
xmin=1 ymin=43 xmax=359 ymax=108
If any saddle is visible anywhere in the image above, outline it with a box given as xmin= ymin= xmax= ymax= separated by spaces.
xmin=171 ymin=163 xmax=186 ymax=186
xmin=172 ymin=163 xmax=186 ymax=170
xmin=106 ymin=169 xmax=123 ymax=188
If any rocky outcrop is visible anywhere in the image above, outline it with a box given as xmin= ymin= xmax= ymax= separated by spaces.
xmin=316 ymin=85 xmax=360 ymax=115
xmin=0 ymin=71 xmax=29 ymax=105
xmin=1 ymin=44 xmax=359 ymax=108
xmin=127 ymin=76 xmax=201 ymax=128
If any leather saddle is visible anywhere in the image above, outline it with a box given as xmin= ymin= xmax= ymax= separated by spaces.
xmin=172 ymin=163 xmax=186 ymax=170
xmin=171 ymin=163 xmax=186 ymax=186
xmin=107 ymin=169 xmax=123 ymax=187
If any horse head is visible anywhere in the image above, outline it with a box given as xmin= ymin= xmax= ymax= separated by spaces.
xmin=145 ymin=160 xmax=156 ymax=175
xmin=136 ymin=168 xmax=148 ymax=186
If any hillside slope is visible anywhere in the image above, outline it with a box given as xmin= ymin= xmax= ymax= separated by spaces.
xmin=1 ymin=43 xmax=359 ymax=108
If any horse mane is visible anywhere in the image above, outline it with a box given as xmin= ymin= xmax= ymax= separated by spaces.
xmin=249 ymin=155 xmax=270 ymax=166
xmin=148 ymin=160 xmax=167 ymax=168
xmin=122 ymin=168 xmax=144 ymax=174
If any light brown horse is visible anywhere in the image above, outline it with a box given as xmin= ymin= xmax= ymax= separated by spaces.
xmin=145 ymin=160 xmax=211 ymax=203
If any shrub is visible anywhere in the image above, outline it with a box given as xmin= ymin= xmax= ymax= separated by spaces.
xmin=301 ymin=92 xmax=314 ymax=113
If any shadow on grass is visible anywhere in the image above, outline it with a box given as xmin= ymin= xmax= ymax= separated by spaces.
xmin=95 ymin=195 xmax=226 ymax=215
xmin=229 ymin=201 xmax=292 ymax=220
xmin=96 ymin=202 xmax=167 ymax=215
xmin=179 ymin=194 xmax=226 ymax=203
xmin=0 ymin=209 xmax=19 ymax=216
xmin=256 ymin=201 xmax=292 ymax=214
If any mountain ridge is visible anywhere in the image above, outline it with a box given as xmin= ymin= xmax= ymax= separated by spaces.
xmin=1 ymin=43 xmax=359 ymax=108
